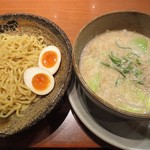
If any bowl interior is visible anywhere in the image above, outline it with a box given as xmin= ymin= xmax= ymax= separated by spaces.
xmin=0 ymin=13 xmax=72 ymax=137
xmin=73 ymin=11 xmax=150 ymax=119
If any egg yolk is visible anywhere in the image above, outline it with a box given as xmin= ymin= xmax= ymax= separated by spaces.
xmin=32 ymin=73 xmax=50 ymax=91
xmin=42 ymin=51 xmax=57 ymax=68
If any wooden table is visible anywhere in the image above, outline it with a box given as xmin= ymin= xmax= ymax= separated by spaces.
xmin=0 ymin=0 xmax=150 ymax=148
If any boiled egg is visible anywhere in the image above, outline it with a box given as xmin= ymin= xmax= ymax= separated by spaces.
xmin=23 ymin=67 xmax=55 ymax=95
xmin=38 ymin=45 xmax=61 ymax=74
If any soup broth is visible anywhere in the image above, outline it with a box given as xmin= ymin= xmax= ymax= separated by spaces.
xmin=80 ymin=30 xmax=150 ymax=114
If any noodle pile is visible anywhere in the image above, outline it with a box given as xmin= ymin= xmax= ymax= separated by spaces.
xmin=0 ymin=33 xmax=46 ymax=118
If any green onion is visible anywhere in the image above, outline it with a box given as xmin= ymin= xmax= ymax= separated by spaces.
xmin=115 ymin=77 xmax=121 ymax=87
xmin=109 ymin=52 xmax=121 ymax=67
xmin=115 ymin=40 xmax=133 ymax=50
xmin=113 ymin=67 xmax=126 ymax=78
xmin=137 ymin=81 xmax=144 ymax=85
xmin=101 ymin=51 xmax=144 ymax=86
xmin=136 ymin=58 xmax=141 ymax=65
xmin=100 ymin=62 xmax=110 ymax=67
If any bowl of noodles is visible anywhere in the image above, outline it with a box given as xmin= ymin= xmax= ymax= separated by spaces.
xmin=0 ymin=13 xmax=72 ymax=137
xmin=73 ymin=11 xmax=150 ymax=120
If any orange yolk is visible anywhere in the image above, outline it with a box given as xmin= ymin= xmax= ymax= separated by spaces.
xmin=32 ymin=73 xmax=50 ymax=91
xmin=41 ymin=51 xmax=57 ymax=68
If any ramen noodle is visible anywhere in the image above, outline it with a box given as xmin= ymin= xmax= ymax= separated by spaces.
xmin=0 ymin=33 xmax=46 ymax=118
xmin=80 ymin=30 xmax=150 ymax=114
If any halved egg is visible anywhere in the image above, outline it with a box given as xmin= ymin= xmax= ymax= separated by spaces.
xmin=38 ymin=45 xmax=61 ymax=74
xmin=23 ymin=67 xmax=55 ymax=95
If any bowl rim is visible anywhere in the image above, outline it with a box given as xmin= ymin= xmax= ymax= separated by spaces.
xmin=73 ymin=11 xmax=150 ymax=119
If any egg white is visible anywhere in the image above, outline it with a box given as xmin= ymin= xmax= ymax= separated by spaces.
xmin=23 ymin=67 xmax=55 ymax=95
xmin=38 ymin=45 xmax=61 ymax=75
